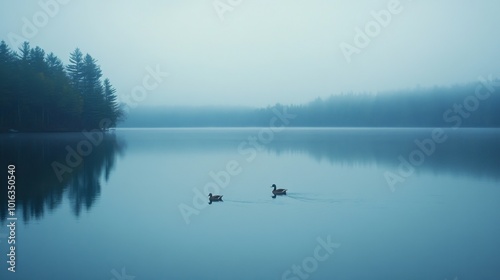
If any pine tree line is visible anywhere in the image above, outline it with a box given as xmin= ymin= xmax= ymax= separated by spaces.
xmin=0 ymin=41 xmax=123 ymax=132
xmin=123 ymin=83 xmax=500 ymax=128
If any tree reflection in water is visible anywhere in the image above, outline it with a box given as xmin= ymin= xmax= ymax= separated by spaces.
xmin=0 ymin=132 xmax=125 ymax=222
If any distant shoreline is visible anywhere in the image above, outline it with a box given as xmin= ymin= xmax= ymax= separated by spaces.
xmin=2 ymin=126 xmax=500 ymax=134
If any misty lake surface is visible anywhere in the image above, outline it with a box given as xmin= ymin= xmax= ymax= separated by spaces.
xmin=1 ymin=128 xmax=500 ymax=280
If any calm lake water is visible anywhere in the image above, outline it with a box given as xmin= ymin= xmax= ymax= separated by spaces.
xmin=1 ymin=128 xmax=500 ymax=280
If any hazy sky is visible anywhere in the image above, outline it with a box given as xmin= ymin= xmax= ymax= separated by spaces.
xmin=1 ymin=0 xmax=499 ymax=107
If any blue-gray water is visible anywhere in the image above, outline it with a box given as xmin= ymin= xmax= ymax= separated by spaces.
xmin=1 ymin=128 xmax=500 ymax=280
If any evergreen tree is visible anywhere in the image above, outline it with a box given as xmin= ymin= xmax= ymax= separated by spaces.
xmin=80 ymin=54 xmax=104 ymax=128
xmin=46 ymin=53 xmax=63 ymax=71
xmin=29 ymin=46 xmax=46 ymax=73
xmin=0 ymin=41 xmax=17 ymax=129
xmin=66 ymin=48 xmax=84 ymax=93
xmin=18 ymin=41 xmax=30 ymax=62
xmin=45 ymin=52 xmax=83 ymax=130
xmin=0 ymin=41 xmax=14 ymax=64
xmin=14 ymin=42 xmax=32 ymax=128
xmin=103 ymin=78 xmax=122 ymax=127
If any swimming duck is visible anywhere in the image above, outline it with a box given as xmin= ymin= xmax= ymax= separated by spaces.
xmin=208 ymin=193 xmax=223 ymax=202
xmin=271 ymin=184 xmax=287 ymax=195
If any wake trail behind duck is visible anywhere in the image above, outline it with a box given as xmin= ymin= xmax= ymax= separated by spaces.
xmin=286 ymin=193 xmax=354 ymax=204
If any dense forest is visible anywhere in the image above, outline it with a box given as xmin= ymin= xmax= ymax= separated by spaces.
xmin=123 ymin=82 xmax=500 ymax=128
xmin=0 ymin=41 xmax=123 ymax=132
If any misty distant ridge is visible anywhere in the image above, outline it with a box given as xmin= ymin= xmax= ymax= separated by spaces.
xmin=122 ymin=81 xmax=500 ymax=128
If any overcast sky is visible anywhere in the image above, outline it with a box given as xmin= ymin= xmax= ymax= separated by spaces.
xmin=1 ymin=0 xmax=499 ymax=107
